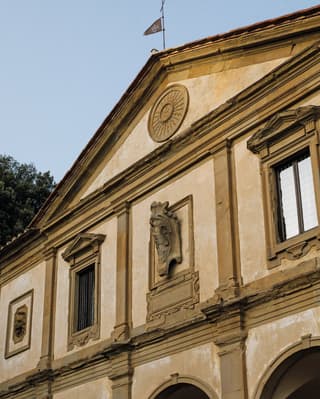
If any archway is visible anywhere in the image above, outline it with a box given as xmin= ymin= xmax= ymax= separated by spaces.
xmin=154 ymin=383 xmax=209 ymax=399
xmin=260 ymin=348 xmax=320 ymax=399
xmin=149 ymin=375 xmax=217 ymax=399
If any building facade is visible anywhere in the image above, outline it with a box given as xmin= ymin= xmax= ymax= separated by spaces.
xmin=1 ymin=6 xmax=320 ymax=399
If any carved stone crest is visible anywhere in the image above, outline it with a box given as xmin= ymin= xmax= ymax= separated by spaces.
xmin=150 ymin=201 xmax=182 ymax=276
xmin=12 ymin=305 xmax=28 ymax=344
xmin=148 ymin=84 xmax=189 ymax=142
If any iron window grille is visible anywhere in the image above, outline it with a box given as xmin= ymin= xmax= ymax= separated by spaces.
xmin=75 ymin=264 xmax=95 ymax=332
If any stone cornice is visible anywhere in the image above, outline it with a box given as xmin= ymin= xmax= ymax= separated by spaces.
xmin=39 ymin=41 xmax=320 ymax=249
xmin=30 ymin=10 xmax=320 ymax=230
xmin=0 ymin=229 xmax=41 ymax=264
xmin=1 ymin=257 xmax=320 ymax=398
xmin=3 ymin=40 xmax=320 ymax=257
xmin=247 ymin=105 xmax=320 ymax=154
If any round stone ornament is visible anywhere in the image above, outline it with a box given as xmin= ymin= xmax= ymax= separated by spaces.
xmin=148 ymin=84 xmax=189 ymax=142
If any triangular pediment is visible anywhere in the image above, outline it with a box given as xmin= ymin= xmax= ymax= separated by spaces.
xmin=29 ymin=11 xmax=320 ymax=229
xmin=62 ymin=233 xmax=105 ymax=263
xmin=247 ymin=106 xmax=320 ymax=154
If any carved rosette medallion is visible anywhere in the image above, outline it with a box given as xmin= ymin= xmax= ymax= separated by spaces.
xmin=148 ymin=84 xmax=189 ymax=142
xmin=12 ymin=305 xmax=28 ymax=344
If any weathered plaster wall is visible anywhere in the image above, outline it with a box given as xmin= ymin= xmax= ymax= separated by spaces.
xmin=54 ymin=377 xmax=111 ymax=399
xmin=82 ymin=58 xmax=287 ymax=199
xmin=131 ymin=160 xmax=217 ymax=327
xmin=54 ymin=217 xmax=117 ymax=359
xmin=0 ymin=262 xmax=45 ymax=383
xmin=234 ymin=138 xmax=267 ymax=284
xmin=246 ymin=306 xmax=320 ymax=399
xmin=132 ymin=343 xmax=221 ymax=399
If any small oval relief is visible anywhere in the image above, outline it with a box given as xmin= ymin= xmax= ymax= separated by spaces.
xmin=12 ymin=304 xmax=28 ymax=344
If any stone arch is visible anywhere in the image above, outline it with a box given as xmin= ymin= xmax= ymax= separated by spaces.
xmin=254 ymin=335 xmax=320 ymax=399
xmin=149 ymin=374 xmax=218 ymax=399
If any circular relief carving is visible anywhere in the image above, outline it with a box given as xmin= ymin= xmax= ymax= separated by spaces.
xmin=148 ymin=84 xmax=189 ymax=142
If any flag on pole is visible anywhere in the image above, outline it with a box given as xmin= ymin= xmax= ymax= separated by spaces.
xmin=144 ymin=17 xmax=162 ymax=35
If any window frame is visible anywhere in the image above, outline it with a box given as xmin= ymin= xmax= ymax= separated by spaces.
xmin=274 ymin=149 xmax=317 ymax=242
xmin=74 ymin=263 xmax=95 ymax=332
xmin=247 ymin=106 xmax=320 ymax=268
xmin=62 ymin=233 xmax=105 ymax=350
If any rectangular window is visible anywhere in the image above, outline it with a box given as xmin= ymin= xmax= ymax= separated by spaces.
xmin=247 ymin=106 xmax=320 ymax=267
xmin=63 ymin=233 xmax=104 ymax=350
xmin=75 ymin=264 xmax=95 ymax=331
xmin=276 ymin=150 xmax=318 ymax=242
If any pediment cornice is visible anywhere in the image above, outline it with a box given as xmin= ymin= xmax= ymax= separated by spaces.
xmin=29 ymin=36 xmax=320 ymax=236
xmin=36 ymin=41 xmax=320 ymax=241
xmin=247 ymin=105 xmax=320 ymax=154
xmin=62 ymin=233 xmax=105 ymax=263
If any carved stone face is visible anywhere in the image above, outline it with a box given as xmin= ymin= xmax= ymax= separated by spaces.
xmin=150 ymin=202 xmax=171 ymax=262
xmin=13 ymin=305 xmax=27 ymax=344
xmin=150 ymin=201 xmax=182 ymax=277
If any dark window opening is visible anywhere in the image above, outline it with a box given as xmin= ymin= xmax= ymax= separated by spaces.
xmin=75 ymin=264 xmax=95 ymax=331
xmin=275 ymin=149 xmax=317 ymax=242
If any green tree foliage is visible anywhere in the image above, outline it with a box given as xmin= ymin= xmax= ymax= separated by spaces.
xmin=0 ymin=155 xmax=55 ymax=246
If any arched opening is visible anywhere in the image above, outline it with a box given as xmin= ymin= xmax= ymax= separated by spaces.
xmin=260 ymin=348 xmax=320 ymax=399
xmin=154 ymin=383 xmax=210 ymax=399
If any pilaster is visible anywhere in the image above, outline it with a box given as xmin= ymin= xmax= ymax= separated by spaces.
xmin=213 ymin=142 xmax=239 ymax=300
xmin=214 ymin=309 xmax=247 ymax=399
xmin=38 ymin=247 xmax=56 ymax=370
xmin=109 ymin=352 xmax=133 ymax=399
xmin=112 ymin=202 xmax=131 ymax=342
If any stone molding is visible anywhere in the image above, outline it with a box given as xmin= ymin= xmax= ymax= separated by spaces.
xmin=1 ymin=269 xmax=319 ymax=398
xmin=62 ymin=233 xmax=105 ymax=351
xmin=148 ymin=374 xmax=218 ymax=399
xmin=62 ymin=233 xmax=105 ymax=263
xmin=247 ymin=105 xmax=320 ymax=267
xmin=247 ymin=106 xmax=320 ymax=155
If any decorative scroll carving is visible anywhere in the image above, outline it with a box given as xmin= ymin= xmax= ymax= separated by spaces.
xmin=286 ymin=241 xmax=310 ymax=260
xmin=12 ymin=305 xmax=28 ymax=344
xmin=68 ymin=324 xmax=99 ymax=350
xmin=150 ymin=201 xmax=182 ymax=277
xmin=148 ymin=84 xmax=189 ymax=142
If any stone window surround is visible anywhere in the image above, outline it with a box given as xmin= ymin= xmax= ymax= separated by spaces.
xmin=247 ymin=106 xmax=320 ymax=268
xmin=62 ymin=233 xmax=105 ymax=350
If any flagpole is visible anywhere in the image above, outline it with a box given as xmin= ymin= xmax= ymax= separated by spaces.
xmin=161 ymin=0 xmax=166 ymax=49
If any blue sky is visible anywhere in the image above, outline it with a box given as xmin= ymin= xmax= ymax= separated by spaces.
xmin=1 ymin=0 xmax=319 ymax=181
